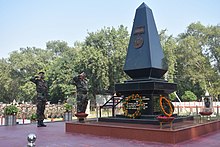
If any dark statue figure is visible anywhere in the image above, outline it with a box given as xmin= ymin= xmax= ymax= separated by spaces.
xmin=204 ymin=97 xmax=210 ymax=108
xmin=73 ymin=72 xmax=88 ymax=113
xmin=30 ymin=71 xmax=48 ymax=127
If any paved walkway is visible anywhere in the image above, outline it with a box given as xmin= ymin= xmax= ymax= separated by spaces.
xmin=0 ymin=121 xmax=220 ymax=147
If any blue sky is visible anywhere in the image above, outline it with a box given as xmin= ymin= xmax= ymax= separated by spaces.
xmin=0 ymin=0 xmax=219 ymax=58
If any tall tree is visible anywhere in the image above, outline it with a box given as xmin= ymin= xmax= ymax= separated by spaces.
xmin=175 ymin=22 xmax=220 ymax=98
xmin=160 ymin=29 xmax=177 ymax=83
xmin=74 ymin=46 xmax=109 ymax=100
xmin=206 ymin=25 xmax=220 ymax=73
xmin=0 ymin=58 xmax=14 ymax=103
xmin=46 ymin=40 xmax=69 ymax=57
xmin=7 ymin=47 xmax=51 ymax=102
xmin=84 ymin=25 xmax=129 ymax=92
xmin=46 ymin=47 xmax=77 ymax=103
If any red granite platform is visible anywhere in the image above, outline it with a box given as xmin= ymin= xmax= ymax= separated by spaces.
xmin=1 ymin=121 xmax=220 ymax=146
xmin=66 ymin=119 xmax=220 ymax=144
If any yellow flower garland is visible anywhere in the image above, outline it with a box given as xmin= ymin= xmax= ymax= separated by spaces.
xmin=122 ymin=94 xmax=144 ymax=118
xmin=159 ymin=95 xmax=173 ymax=117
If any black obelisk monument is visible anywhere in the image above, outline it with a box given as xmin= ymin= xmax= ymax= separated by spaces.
xmin=115 ymin=3 xmax=177 ymax=115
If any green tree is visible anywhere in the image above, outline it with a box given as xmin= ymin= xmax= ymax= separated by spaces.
xmin=84 ymin=25 xmax=129 ymax=92
xmin=181 ymin=91 xmax=197 ymax=101
xmin=160 ymin=29 xmax=177 ymax=83
xmin=204 ymin=24 xmax=220 ymax=98
xmin=175 ymin=22 xmax=220 ymax=98
xmin=196 ymin=24 xmax=220 ymax=73
xmin=174 ymin=22 xmax=220 ymax=98
xmin=74 ymin=46 xmax=109 ymax=100
xmin=46 ymin=41 xmax=77 ymax=103
xmin=3 ymin=47 xmax=51 ymax=103
xmin=0 ymin=58 xmax=15 ymax=103
xmin=46 ymin=40 xmax=69 ymax=57
xmin=47 ymin=52 xmax=77 ymax=103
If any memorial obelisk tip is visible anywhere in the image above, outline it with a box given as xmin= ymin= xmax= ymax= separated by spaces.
xmin=123 ymin=2 xmax=168 ymax=80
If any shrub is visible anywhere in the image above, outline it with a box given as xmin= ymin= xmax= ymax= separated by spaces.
xmin=4 ymin=105 xmax=19 ymax=115
xmin=30 ymin=113 xmax=37 ymax=121
xmin=63 ymin=103 xmax=73 ymax=112
xmin=181 ymin=91 xmax=197 ymax=101
xmin=169 ymin=92 xmax=176 ymax=101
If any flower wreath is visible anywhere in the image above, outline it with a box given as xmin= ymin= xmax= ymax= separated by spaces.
xmin=122 ymin=94 xmax=144 ymax=118
xmin=159 ymin=95 xmax=173 ymax=117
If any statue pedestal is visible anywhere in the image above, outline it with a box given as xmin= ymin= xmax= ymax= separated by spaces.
xmin=75 ymin=113 xmax=88 ymax=123
xmin=115 ymin=79 xmax=177 ymax=115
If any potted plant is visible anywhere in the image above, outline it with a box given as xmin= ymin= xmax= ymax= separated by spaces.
xmin=4 ymin=104 xmax=19 ymax=126
xmin=63 ymin=103 xmax=73 ymax=121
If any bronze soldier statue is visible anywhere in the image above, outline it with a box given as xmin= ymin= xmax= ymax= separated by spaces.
xmin=30 ymin=71 xmax=48 ymax=127
xmin=73 ymin=72 xmax=88 ymax=113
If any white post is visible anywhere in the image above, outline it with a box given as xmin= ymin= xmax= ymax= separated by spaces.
xmin=85 ymin=100 xmax=90 ymax=115
xmin=96 ymin=104 xmax=99 ymax=122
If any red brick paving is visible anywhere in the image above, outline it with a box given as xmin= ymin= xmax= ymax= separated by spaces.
xmin=0 ymin=121 xmax=220 ymax=147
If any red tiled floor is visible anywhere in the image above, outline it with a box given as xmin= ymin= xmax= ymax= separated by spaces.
xmin=1 ymin=121 xmax=220 ymax=147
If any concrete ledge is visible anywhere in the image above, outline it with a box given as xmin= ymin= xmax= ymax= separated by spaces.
xmin=66 ymin=120 xmax=220 ymax=144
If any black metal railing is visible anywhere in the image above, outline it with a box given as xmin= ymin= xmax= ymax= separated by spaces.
xmin=99 ymin=95 xmax=124 ymax=117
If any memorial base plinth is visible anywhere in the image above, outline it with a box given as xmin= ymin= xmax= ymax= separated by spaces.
xmin=66 ymin=120 xmax=220 ymax=144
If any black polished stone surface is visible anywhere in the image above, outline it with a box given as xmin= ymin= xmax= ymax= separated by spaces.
xmin=99 ymin=115 xmax=193 ymax=125
xmin=114 ymin=3 xmax=177 ymax=116
xmin=123 ymin=3 xmax=167 ymax=79
xmin=115 ymin=80 xmax=177 ymax=95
